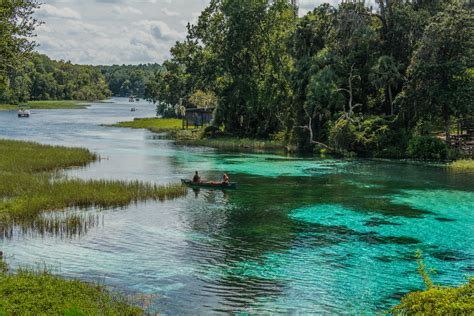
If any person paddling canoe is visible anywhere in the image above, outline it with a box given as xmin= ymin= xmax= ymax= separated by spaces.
xmin=222 ymin=173 xmax=230 ymax=185
xmin=193 ymin=171 xmax=201 ymax=183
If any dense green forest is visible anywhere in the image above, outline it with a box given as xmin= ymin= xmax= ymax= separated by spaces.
xmin=0 ymin=53 xmax=111 ymax=103
xmin=145 ymin=0 xmax=473 ymax=157
xmin=99 ymin=64 xmax=162 ymax=98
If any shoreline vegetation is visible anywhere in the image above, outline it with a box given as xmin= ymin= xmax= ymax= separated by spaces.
xmin=0 ymin=138 xmax=189 ymax=314
xmin=109 ymin=118 xmax=291 ymax=151
xmin=449 ymin=159 xmax=474 ymax=171
xmin=0 ymin=100 xmax=91 ymax=111
xmin=0 ymin=139 xmax=187 ymax=225
xmin=0 ymin=262 xmax=143 ymax=315
xmin=391 ymin=252 xmax=473 ymax=314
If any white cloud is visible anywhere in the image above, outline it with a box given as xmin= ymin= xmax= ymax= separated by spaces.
xmin=113 ymin=5 xmax=143 ymax=16
xmin=36 ymin=4 xmax=81 ymax=19
xmin=161 ymin=8 xmax=180 ymax=17
xmin=34 ymin=0 xmax=344 ymax=65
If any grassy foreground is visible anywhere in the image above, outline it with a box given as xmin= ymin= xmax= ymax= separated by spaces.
xmin=0 ymin=100 xmax=89 ymax=111
xmin=0 ymin=264 xmax=142 ymax=315
xmin=450 ymin=159 xmax=474 ymax=171
xmin=0 ymin=139 xmax=187 ymax=223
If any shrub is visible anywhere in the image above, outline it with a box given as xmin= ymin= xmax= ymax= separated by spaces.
xmin=328 ymin=118 xmax=357 ymax=154
xmin=392 ymin=278 xmax=474 ymax=315
xmin=391 ymin=251 xmax=474 ymax=315
xmin=407 ymin=136 xmax=448 ymax=160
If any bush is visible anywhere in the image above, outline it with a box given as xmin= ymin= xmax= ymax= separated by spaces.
xmin=328 ymin=118 xmax=357 ymax=154
xmin=407 ymin=136 xmax=448 ymax=160
xmin=328 ymin=116 xmax=409 ymax=158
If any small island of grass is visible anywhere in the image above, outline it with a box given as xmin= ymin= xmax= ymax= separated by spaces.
xmin=0 ymin=100 xmax=90 ymax=111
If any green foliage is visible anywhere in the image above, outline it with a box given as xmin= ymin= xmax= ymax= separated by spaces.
xmin=144 ymin=0 xmax=473 ymax=157
xmin=407 ymin=136 xmax=448 ymax=160
xmin=99 ymin=63 xmax=161 ymax=97
xmin=0 ymin=0 xmax=40 ymax=77
xmin=110 ymin=118 xmax=185 ymax=132
xmin=188 ymin=89 xmax=218 ymax=109
xmin=0 ymin=268 xmax=142 ymax=315
xmin=392 ymin=251 xmax=474 ymax=315
xmin=0 ymin=54 xmax=111 ymax=104
xmin=328 ymin=118 xmax=356 ymax=154
xmin=0 ymin=139 xmax=187 ymax=224
xmin=450 ymin=159 xmax=474 ymax=171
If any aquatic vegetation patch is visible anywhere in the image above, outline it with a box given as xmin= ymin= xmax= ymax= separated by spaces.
xmin=0 ymin=100 xmax=89 ymax=111
xmin=449 ymin=159 xmax=474 ymax=171
xmin=0 ymin=265 xmax=142 ymax=315
xmin=390 ymin=189 xmax=474 ymax=217
xmin=110 ymin=118 xmax=185 ymax=132
xmin=0 ymin=139 xmax=187 ymax=227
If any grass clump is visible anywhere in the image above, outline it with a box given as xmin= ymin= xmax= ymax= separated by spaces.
xmin=0 ymin=139 xmax=96 ymax=173
xmin=391 ymin=251 xmax=474 ymax=315
xmin=0 ymin=139 xmax=187 ymax=226
xmin=450 ymin=159 xmax=474 ymax=171
xmin=111 ymin=118 xmax=186 ymax=132
xmin=0 ymin=100 xmax=89 ymax=111
xmin=0 ymin=264 xmax=142 ymax=315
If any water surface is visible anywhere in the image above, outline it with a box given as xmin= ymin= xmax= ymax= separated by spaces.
xmin=1 ymin=99 xmax=473 ymax=314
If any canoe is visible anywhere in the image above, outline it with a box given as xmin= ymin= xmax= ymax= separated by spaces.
xmin=181 ymin=179 xmax=237 ymax=189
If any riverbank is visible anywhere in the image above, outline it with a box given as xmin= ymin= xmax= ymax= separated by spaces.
xmin=0 ymin=100 xmax=90 ymax=111
xmin=0 ymin=262 xmax=142 ymax=315
xmin=110 ymin=118 xmax=290 ymax=151
xmin=0 ymin=139 xmax=187 ymax=224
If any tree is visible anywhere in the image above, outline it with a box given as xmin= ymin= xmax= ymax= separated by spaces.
xmin=370 ymin=55 xmax=403 ymax=115
xmin=404 ymin=4 xmax=474 ymax=141
xmin=0 ymin=0 xmax=40 ymax=76
xmin=188 ymin=90 xmax=218 ymax=109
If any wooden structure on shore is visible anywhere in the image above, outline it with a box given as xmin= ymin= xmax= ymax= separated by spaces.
xmin=183 ymin=108 xmax=214 ymax=129
xmin=449 ymin=119 xmax=474 ymax=156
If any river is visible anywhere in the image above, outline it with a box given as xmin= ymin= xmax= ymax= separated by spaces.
xmin=1 ymin=98 xmax=473 ymax=314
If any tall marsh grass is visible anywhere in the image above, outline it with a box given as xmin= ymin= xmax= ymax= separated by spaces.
xmin=0 ymin=139 xmax=187 ymax=234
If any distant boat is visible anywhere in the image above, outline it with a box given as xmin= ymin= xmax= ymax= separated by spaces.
xmin=18 ymin=109 xmax=30 ymax=118
xmin=135 ymin=98 xmax=140 ymax=102
xmin=131 ymin=108 xmax=136 ymax=112
xmin=129 ymin=96 xmax=135 ymax=102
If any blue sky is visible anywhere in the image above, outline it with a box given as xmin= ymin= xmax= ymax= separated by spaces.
xmin=34 ymin=1 xmax=368 ymax=65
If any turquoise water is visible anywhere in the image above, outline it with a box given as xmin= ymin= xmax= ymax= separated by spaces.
xmin=0 ymin=99 xmax=473 ymax=314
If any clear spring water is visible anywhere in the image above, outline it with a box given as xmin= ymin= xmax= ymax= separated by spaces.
xmin=0 ymin=99 xmax=473 ymax=314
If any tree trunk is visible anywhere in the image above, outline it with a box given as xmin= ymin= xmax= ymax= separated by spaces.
xmin=388 ymin=85 xmax=393 ymax=116
xmin=444 ymin=108 xmax=451 ymax=144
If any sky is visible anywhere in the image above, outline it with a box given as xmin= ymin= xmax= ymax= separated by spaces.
xmin=33 ymin=0 xmax=362 ymax=66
